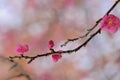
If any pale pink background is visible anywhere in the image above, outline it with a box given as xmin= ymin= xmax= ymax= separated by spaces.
xmin=0 ymin=0 xmax=120 ymax=80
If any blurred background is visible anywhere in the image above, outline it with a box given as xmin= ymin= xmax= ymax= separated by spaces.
xmin=0 ymin=0 xmax=120 ymax=80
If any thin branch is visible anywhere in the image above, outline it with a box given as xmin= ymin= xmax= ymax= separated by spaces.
xmin=9 ymin=62 xmax=18 ymax=70
xmin=61 ymin=0 xmax=120 ymax=47
xmin=61 ymin=18 xmax=102 ymax=47
xmin=9 ymin=0 xmax=120 ymax=64
xmin=9 ymin=29 xmax=101 ymax=64
xmin=8 ymin=57 xmax=32 ymax=80
xmin=7 ymin=73 xmax=31 ymax=80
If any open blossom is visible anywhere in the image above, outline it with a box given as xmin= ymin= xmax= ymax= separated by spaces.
xmin=52 ymin=50 xmax=63 ymax=62
xmin=15 ymin=44 xmax=29 ymax=54
xmin=48 ymin=40 xmax=54 ymax=49
xmin=100 ymin=14 xmax=120 ymax=34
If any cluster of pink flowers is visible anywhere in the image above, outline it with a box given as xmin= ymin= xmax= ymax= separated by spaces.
xmin=15 ymin=40 xmax=62 ymax=62
xmin=100 ymin=14 xmax=120 ymax=34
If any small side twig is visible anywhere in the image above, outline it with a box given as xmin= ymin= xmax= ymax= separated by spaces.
xmin=7 ymin=73 xmax=31 ymax=80
xmin=9 ymin=62 xmax=32 ymax=80
xmin=61 ymin=18 xmax=102 ymax=47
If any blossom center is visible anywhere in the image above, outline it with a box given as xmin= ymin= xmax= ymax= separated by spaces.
xmin=107 ymin=18 xmax=114 ymax=27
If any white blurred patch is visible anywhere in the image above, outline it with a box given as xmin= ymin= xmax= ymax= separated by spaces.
xmin=113 ymin=73 xmax=120 ymax=80
xmin=29 ymin=56 xmax=56 ymax=76
xmin=28 ymin=23 xmax=48 ymax=36
xmin=85 ymin=0 xmax=114 ymax=21
xmin=77 ymin=53 xmax=95 ymax=71
xmin=104 ymin=63 xmax=119 ymax=79
xmin=60 ymin=7 xmax=87 ymax=27
xmin=92 ymin=33 xmax=114 ymax=55
xmin=99 ymin=0 xmax=114 ymax=15
xmin=113 ymin=31 xmax=120 ymax=50
xmin=90 ymin=70 xmax=107 ymax=80
xmin=0 ymin=0 xmax=24 ymax=32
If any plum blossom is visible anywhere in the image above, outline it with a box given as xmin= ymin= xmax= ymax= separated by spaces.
xmin=52 ymin=50 xmax=63 ymax=62
xmin=48 ymin=40 xmax=54 ymax=49
xmin=100 ymin=14 xmax=120 ymax=34
xmin=15 ymin=44 xmax=29 ymax=54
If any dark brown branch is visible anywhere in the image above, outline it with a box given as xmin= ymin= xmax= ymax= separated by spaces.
xmin=9 ymin=0 xmax=120 ymax=64
xmin=61 ymin=0 xmax=120 ymax=47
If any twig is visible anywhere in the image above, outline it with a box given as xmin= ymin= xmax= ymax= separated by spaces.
xmin=61 ymin=0 xmax=120 ymax=47
xmin=8 ymin=57 xmax=32 ymax=80
xmin=9 ymin=0 xmax=120 ymax=64
xmin=7 ymin=73 xmax=31 ymax=80
xmin=0 ymin=56 xmax=32 ymax=80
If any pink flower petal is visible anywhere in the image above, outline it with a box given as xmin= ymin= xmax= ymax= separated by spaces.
xmin=48 ymin=40 xmax=54 ymax=49
xmin=52 ymin=50 xmax=63 ymax=62
xmin=101 ymin=24 xmax=118 ymax=34
xmin=101 ymin=14 xmax=120 ymax=34
xmin=52 ymin=54 xmax=62 ymax=62
xmin=23 ymin=44 xmax=29 ymax=52
xmin=15 ymin=45 xmax=24 ymax=54
xmin=108 ymin=26 xmax=118 ymax=34
xmin=15 ymin=44 xmax=29 ymax=54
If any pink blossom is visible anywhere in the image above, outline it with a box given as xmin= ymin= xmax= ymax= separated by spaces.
xmin=15 ymin=44 xmax=29 ymax=54
xmin=23 ymin=44 xmax=29 ymax=52
xmin=48 ymin=40 xmax=54 ymax=49
xmin=101 ymin=14 xmax=120 ymax=34
xmin=52 ymin=50 xmax=63 ymax=62
xmin=52 ymin=54 xmax=62 ymax=62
